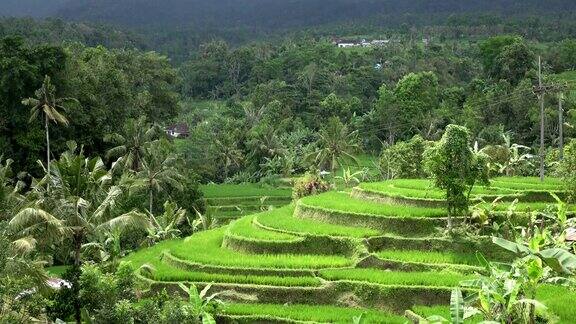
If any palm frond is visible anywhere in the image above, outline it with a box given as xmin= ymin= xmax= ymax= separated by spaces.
xmin=11 ymin=236 xmax=37 ymax=255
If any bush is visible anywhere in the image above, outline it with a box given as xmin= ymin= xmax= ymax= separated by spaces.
xmin=558 ymin=139 xmax=576 ymax=202
xmin=379 ymin=135 xmax=431 ymax=179
xmin=292 ymin=173 xmax=330 ymax=199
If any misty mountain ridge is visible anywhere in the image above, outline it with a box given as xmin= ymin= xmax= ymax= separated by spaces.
xmin=3 ymin=0 xmax=576 ymax=30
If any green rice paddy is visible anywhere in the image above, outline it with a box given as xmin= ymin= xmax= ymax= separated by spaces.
xmin=319 ymin=268 xmax=471 ymax=287
xmin=375 ymin=250 xmax=480 ymax=266
xmin=227 ymin=214 xmax=301 ymax=241
xmin=123 ymin=177 xmax=572 ymax=322
xmin=255 ymin=205 xmax=380 ymax=238
xmin=201 ymin=183 xmax=292 ymax=198
xmin=223 ymin=303 xmax=407 ymax=323
xmin=302 ymin=191 xmax=447 ymax=217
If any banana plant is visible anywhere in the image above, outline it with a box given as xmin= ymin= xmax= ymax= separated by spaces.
xmin=142 ymin=201 xmax=188 ymax=246
xmin=424 ymin=288 xmax=479 ymax=324
xmin=335 ymin=167 xmax=365 ymax=188
xmin=176 ymin=283 xmax=257 ymax=324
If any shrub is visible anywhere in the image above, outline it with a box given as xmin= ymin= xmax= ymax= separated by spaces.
xmin=380 ymin=135 xmax=431 ymax=179
xmin=558 ymin=139 xmax=576 ymax=202
xmin=292 ymin=173 xmax=329 ymax=199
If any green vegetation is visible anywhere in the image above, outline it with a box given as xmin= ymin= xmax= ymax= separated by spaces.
xmin=375 ymin=250 xmax=480 ymax=266
xmin=45 ymin=265 xmax=70 ymax=277
xmin=226 ymin=214 xmax=301 ymax=242
xmin=319 ymin=268 xmax=471 ymax=287
xmin=128 ymin=228 xmax=353 ymax=269
xmin=201 ymin=184 xmax=291 ymax=198
xmin=301 ymin=191 xmax=446 ymax=218
xmin=148 ymin=262 xmax=321 ymax=287
xmin=223 ymin=303 xmax=407 ymax=323
xmin=3 ymin=5 xmax=576 ymax=321
xmin=255 ymin=206 xmax=380 ymax=238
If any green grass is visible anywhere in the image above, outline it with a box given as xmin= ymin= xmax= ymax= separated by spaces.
xmin=201 ymin=183 xmax=291 ymax=198
xmin=319 ymin=268 xmax=471 ymax=287
xmin=412 ymin=284 xmax=576 ymax=323
xmin=482 ymin=201 xmax=576 ymax=212
xmin=125 ymin=227 xmax=352 ymax=269
xmin=46 ymin=265 xmax=70 ymax=277
xmin=148 ymin=262 xmax=320 ymax=287
xmin=302 ymin=191 xmax=446 ymax=218
xmin=256 ymin=206 xmax=380 ymax=238
xmin=537 ymin=284 xmax=576 ymax=323
xmin=359 ymin=179 xmax=520 ymax=200
xmin=227 ymin=214 xmax=301 ymax=242
xmin=490 ymin=177 xmax=565 ymax=191
xmin=222 ymin=303 xmax=407 ymax=323
xmin=375 ymin=250 xmax=480 ymax=266
xmin=412 ymin=305 xmax=482 ymax=323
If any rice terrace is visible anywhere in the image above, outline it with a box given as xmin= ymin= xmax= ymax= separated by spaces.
xmin=3 ymin=0 xmax=576 ymax=323
xmin=123 ymin=177 xmax=576 ymax=323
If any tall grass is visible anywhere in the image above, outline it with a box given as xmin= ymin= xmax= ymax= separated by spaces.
xmin=359 ymin=180 xmax=520 ymax=199
xmin=319 ymin=268 xmax=472 ymax=287
xmin=256 ymin=206 xmax=380 ymax=238
xmin=536 ymin=284 xmax=576 ymax=323
xmin=376 ymin=250 xmax=480 ymax=266
xmin=169 ymin=228 xmax=352 ymax=269
xmin=147 ymin=261 xmax=321 ymax=286
xmin=227 ymin=214 xmax=301 ymax=241
xmin=302 ymin=191 xmax=446 ymax=218
xmin=222 ymin=303 xmax=407 ymax=323
xmin=201 ymin=183 xmax=291 ymax=198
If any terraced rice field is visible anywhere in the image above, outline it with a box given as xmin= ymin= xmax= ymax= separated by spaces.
xmin=125 ymin=177 xmax=575 ymax=323
xmin=201 ymin=183 xmax=292 ymax=221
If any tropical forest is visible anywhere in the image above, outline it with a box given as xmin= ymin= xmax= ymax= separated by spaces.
xmin=2 ymin=0 xmax=576 ymax=323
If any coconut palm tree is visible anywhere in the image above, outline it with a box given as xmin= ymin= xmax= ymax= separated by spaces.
xmin=8 ymin=144 xmax=151 ymax=324
xmin=308 ymin=117 xmax=360 ymax=178
xmin=22 ymin=76 xmax=78 ymax=193
xmin=214 ymin=136 xmax=243 ymax=180
xmin=131 ymin=142 xmax=184 ymax=214
xmin=105 ymin=116 xmax=162 ymax=172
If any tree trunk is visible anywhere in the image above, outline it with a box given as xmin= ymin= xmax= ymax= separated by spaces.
xmin=45 ymin=114 xmax=50 ymax=194
xmin=149 ymin=189 xmax=154 ymax=214
xmin=73 ymin=231 xmax=83 ymax=324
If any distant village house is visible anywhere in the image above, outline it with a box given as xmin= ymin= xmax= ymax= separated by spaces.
xmin=166 ymin=123 xmax=190 ymax=138
xmin=332 ymin=37 xmax=391 ymax=48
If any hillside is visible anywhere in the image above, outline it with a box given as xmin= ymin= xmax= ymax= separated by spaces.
xmin=0 ymin=0 xmax=68 ymax=17
xmin=49 ymin=0 xmax=576 ymax=30
xmin=124 ymin=177 xmax=576 ymax=322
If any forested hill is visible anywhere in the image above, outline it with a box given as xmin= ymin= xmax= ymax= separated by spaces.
xmin=50 ymin=0 xmax=576 ymax=30
xmin=0 ymin=0 xmax=68 ymax=17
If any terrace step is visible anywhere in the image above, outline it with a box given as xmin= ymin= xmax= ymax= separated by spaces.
xmin=253 ymin=206 xmax=380 ymax=239
xmin=160 ymin=251 xmax=317 ymax=277
xmin=356 ymin=250 xmax=482 ymax=274
xmin=219 ymin=303 xmax=408 ymax=324
xmin=205 ymin=196 xmax=292 ymax=206
xmin=295 ymin=199 xmax=449 ymax=237
xmin=366 ymin=235 xmax=512 ymax=261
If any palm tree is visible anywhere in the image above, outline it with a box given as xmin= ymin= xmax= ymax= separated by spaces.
xmin=132 ymin=143 xmax=184 ymax=214
xmin=214 ymin=136 xmax=243 ymax=180
xmin=0 ymin=156 xmax=25 ymax=220
xmin=22 ymin=76 xmax=77 ymax=193
xmin=308 ymin=117 xmax=360 ymax=178
xmin=105 ymin=116 xmax=162 ymax=171
xmin=8 ymin=144 xmax=150 ymax=324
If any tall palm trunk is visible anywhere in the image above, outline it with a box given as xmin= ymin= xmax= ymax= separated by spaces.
xmin=149 ymin=188 xmax=154 ymax=214
xmin=45 ymin=114 xmax=51 ymax=194
xmin=73 ymin=230 xmax=83 ymax=324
